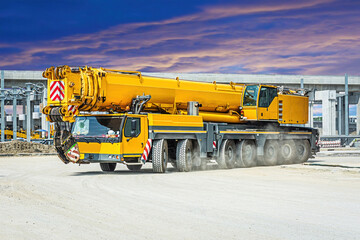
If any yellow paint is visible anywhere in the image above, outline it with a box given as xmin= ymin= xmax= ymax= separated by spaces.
xmin=123 ymin=154 xmax=142 ymax=157
xmin=121 ymin=115 xmax=148 ymax=156
xmin=242 ymin=106 xmax=257 ymax=120
xmin=78 ymin=142 xmax=121 ymax=154
xmin=148 ymin=114 xmax=203 ymax=127
xmin=199 ymin=111 xmax=242 ymax=123
xmin=258 ymin=96 xmax=278 ymax=120
xmin=0 ymin=130 xmax=42 ymax=139
xmin=153 ymin=130 xmax=207 ymax=133
xmin=278 ymin=95 xmax=308 ymax=124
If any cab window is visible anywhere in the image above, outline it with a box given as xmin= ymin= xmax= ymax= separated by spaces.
xmin=124 ymin=118 xmax=141 ymax=137
xmin=243 ymin=85 xmax=259 ymax=106
xmin=258 ymin=87 xmax=277 ymax=108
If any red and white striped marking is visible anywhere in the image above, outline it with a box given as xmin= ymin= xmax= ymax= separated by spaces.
xmin=141 ymin=139 xmax=152 ymax=164
xmin=66 ymin=143 xmax=80 ymax=163
xmin=68 ymin=105 xmax=78 ymax=114
xmin=50 ymin=80 xmax=65 ymax=101
xmin=318 ymin=139 xmax=341 ymax=148
xmin=213 ymin=141 xmax=217 ymax=149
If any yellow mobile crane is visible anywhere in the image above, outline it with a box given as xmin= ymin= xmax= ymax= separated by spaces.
xmin=43 ymin=66 xmax=318 ymax=172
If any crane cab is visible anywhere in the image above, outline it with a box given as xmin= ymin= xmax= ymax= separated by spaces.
xmin=241 ymin=85 xmax=308 ymax=124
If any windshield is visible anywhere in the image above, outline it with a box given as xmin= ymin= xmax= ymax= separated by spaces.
xmin=243 ymin=85 xmax=259 ymax=106
xmin=72 ymin=116 xmax=124 ymax=138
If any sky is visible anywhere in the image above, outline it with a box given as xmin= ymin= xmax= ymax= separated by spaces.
xmin=1 ymin=0 xmax=360 ymax=75
xmin=313 ymin=104 xmax=356 ymax=117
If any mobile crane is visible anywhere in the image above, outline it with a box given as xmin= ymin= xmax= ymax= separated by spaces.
xmin=42 ymin=66 xmax=318 ymax=172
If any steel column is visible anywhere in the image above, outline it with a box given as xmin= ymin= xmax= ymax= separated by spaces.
xmin=338 ymin=96 xmax=342 ymax=135
xmin=0 ymin=70 xmax=4 ymax=142
xmin=300 ymin=78 xmax=304 ymax=88
xmin=41 ymin=88 xmax=47 ymax=138
xmin=12 ymin=87 xmax=17 ymax=140
xmin=25 ymin=83 xmax=31 ymax=142
xmin=345 ymin=74 xmax=349 ymax=136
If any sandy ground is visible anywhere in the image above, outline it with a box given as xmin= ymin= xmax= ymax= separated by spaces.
xmin=0 ymin=156 xmax=360 ymax=240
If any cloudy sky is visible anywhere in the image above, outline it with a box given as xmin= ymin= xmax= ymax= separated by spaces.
xmin=1 ymin=0 xmax=360 ymax=75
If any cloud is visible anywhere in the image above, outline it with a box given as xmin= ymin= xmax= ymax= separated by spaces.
xmin=0 ymin=0 xmax=359 ymax=76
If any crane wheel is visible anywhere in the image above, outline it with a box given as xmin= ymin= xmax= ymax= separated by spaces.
xmin=262 ymin=140 xmax=280 ymax=166
xmin=127 ymin=165 xmax=142 ymax=171
xmin=217 ymin=139 xmax=236 ymax=169
xmin=176 ymin=139 xmax=193 ymax=172
xmin=235 ymin=140 xmax=256 ymax=168
xmin=294 ymin=140 xmax=311 ymax=163
xmin=100 ymin=163 xmax=117 ymax=172
xmin=152 ymin=139 xmax=168 ymax=173
xmin=279 ymin=140 xmax=297 ymax=164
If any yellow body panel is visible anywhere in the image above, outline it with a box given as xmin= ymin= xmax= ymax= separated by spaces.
xmin=258 ymin=96 xmax=278 ymax=120
xmin=121 ymin=115 xmax=148 ymax=156
xmin=242 ymin=107 xmax=257 ymax=120
xmin=78 ymin=142 xmax=121 ymax=154
xmin=148 ymin=114 xmax=203 ymax=127
xmin=278 ymin=95 xmax=308 ymax=124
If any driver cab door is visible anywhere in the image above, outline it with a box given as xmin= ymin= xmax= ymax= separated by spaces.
xmin=121 ymin=115 xmax=148 ymax=159
xmin=242 ymin=85 xmax=259 ymax=120
xmin=257 ymin=86 xmax=278 ymax=120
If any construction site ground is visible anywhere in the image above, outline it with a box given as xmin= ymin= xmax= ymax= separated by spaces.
xmin=0 ymin=155 xmax=359 ymax=240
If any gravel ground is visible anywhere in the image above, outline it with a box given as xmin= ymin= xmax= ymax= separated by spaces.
xmin=0 ymin=155 xmax=359 ymax=240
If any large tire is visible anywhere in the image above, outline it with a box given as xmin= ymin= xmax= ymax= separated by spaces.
xmin=279 ymin=140 xmax=297 ymax=164
xmin=235 ymin=140 xmax=257 ymax=168
xmin=294 ymin=140 xmax=311 ymax=163
xmin=127 ymin=165 xmax=142 ymax=171
xmin=152 ymin=139 xmax=168 ymax=173
xmin=100 ymin=163 xmax=117 ymax=172
xmin=176 ymin=139 xmax=193 ymax=172
xmin=217 ymin=139 xmax=236 ymax=169
xmin=263 ymin=140 xmax=279 ymax=166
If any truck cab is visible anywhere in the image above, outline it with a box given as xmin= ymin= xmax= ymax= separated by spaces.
xmin=70 ymin=113 xmax=148 ymax=168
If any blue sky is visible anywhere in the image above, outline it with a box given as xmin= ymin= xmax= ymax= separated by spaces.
xmin=313 ymin=104 xmax=356 ymax=117
xmin=1 ymin=0 xmax=360 ymax=75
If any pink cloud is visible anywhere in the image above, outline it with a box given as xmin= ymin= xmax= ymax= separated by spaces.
xmin=0 ymin=0 xmax=359 ymax=76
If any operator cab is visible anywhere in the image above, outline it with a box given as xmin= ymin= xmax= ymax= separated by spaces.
xmin=242 ymin=85 xmax=278 ymax=121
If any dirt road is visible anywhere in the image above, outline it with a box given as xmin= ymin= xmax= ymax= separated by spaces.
xmin=1 ymin=156 xmax=359 ymax=240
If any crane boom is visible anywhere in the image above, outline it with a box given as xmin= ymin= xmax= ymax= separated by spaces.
xmin=43 ymin=66 xmax=245 ymax=122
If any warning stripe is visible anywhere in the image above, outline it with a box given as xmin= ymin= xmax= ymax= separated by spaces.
xmin=68 ymin=105 xmax=78 ymax=114
xmin=141 ymin=139 xmax=152 ymax=164
xmin=213 ymin=141 xmax=217 ymax=149
xmin=50 ymin=81 xmax=65 ymax=101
